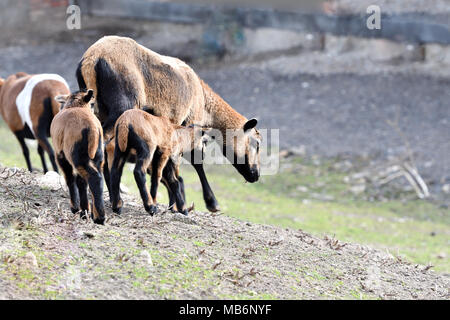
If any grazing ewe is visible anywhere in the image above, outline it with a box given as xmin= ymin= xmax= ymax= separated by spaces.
xmin=0 ymin=72 xmax=70 ymax=173
xmin=110 ymin=109 xmax=208 ymax=216
xmin=50 ymin=90 xmax=105 ymax=224
xmin=76 ymin=35 xmax=262 ymax=213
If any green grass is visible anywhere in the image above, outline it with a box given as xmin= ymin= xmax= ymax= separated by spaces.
xmin=0 ymin=121 xmax=448 ymax=272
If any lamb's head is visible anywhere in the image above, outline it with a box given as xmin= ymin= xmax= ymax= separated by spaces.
xmin=173 ymin=125 xmax=211 ymax=156
xmin=55 ymin=89 xmax=94 ymax=110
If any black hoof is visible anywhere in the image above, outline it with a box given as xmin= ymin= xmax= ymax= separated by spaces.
xmin=146 ymin=204 xmax=158 ymax=216
xmin=71 ymin=207 xmax=80 ymax=214
xmin=79 ymin=210 xmax=88 ymax=219
xmin=93 ymin=217 xmax=105 ymax=225
xmin=112 ymin=206 xmax=122 ymax=215
xmin=180 ymin=209 xmax=189 ymax=216
xmin=206 ymin=200 xmax=220 ymax=213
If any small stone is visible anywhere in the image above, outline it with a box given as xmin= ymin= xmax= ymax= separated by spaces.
xmin=140 ymin=250 xmax=153 ymax=266
xmin=36 ymin=171 xmax=67 ymax=192
xmin=120 ymin=183 xmax=129 ymax=194
xmin=350 ymin=184 xmax=366 ymax=195
xmin=83 ymin=232 xmax=95 ymax=239
xmin=23 ymin=252 xmax=38 ymax=268
xmin=442 ymin=184 xmax=450 ymax=194
xmin=289 ymin=145 xmax=306 ymax=157
xmin=437 ymin=253 xmax=446 ymax=259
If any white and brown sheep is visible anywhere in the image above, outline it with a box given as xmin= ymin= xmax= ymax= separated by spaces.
xmin=0 ymin=72 xmax=70 ymax=173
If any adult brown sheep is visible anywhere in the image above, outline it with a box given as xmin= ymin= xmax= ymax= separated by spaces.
xmin=76 ymin=36 xmax=261 ymax=212
xmin=0 ymin=72 xmax=70 ymax=173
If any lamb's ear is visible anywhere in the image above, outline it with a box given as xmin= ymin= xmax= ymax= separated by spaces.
xmin=83 ymin=89 xmax=94 ymax=103
xmin=243 ymin=118 xmax=258 ymax=132
xmin=55 ymin=94 xmax=69 ymax=104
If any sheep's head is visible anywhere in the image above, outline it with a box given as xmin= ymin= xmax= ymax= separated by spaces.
xmin=55 ymin=89 xmax=94 ymax=110
xmin=225 ymin=118 xmax=261 ymax=183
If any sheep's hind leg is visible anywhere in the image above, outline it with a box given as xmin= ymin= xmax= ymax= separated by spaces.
xmin=14 ymin=131 xmax=32 ymax=172
xmin=36 ymin=135 xmax=58 ymax=173
xmin=37 ymin=144 xmax=48 ymax=173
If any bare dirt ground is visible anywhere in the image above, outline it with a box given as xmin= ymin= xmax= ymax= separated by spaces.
xmin=0 ymin=166 xmax=448 ymax=299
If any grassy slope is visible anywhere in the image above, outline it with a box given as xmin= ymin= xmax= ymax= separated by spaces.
xmin=0 ymin=122 xmax=448 ymax=272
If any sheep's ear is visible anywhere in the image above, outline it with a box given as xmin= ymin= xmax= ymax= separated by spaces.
xmin=83 ymin=89 xmax=94 ymax=103
xmin=55 ymin=94 xmax=69 ymax=104
xmin=243 ymin=118 xmax=258 ymax=132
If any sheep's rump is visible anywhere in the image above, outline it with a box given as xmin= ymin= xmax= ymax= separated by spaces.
xmin=15 ymin=74 xmax=69 ymax=136
xmin=77 ymin=36 xmax=201 ymax=136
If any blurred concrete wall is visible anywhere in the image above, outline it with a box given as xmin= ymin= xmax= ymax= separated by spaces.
xmin=0 ymin=0 xmax=68 ymax=46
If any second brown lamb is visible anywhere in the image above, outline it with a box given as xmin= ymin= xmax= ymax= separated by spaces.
xmin=109 ymin=109 xmax=209 ymax=216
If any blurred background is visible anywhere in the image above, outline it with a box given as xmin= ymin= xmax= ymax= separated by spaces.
xmin=0 ymin=0 xmax=449 ymax=272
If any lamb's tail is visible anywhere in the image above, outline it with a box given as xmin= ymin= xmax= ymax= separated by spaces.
xmin=87 ymin=127 xmax=100 ymax=160
xmin=116 ymin=121 xmax=129 ymax=153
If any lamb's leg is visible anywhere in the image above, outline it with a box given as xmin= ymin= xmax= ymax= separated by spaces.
xmin=77 ymin=164 xmax=105 ymax=225
xmin=85 ymin=165 xmax=105 ymax=225
xmin=164 ymin=160 xmax=188 ymax=216
xmin=75 ymin=175 xmax=89 ymax=219
xmin=150 ymin=151 xmax=170 ymax=209
xmin=57 ymin=154 xmax=80 ymax=214
xmin=134 ymin=155 xmax=154 ymax=215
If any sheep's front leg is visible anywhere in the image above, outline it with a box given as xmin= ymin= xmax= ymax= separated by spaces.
xmin=110 ymin=147 xmax=128 ymax=214
xmin=165 ymin=164 xmax=188 ymax=216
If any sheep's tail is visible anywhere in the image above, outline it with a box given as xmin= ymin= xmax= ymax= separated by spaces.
xmin=116 ymin=121 xmax=129 ymax=153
